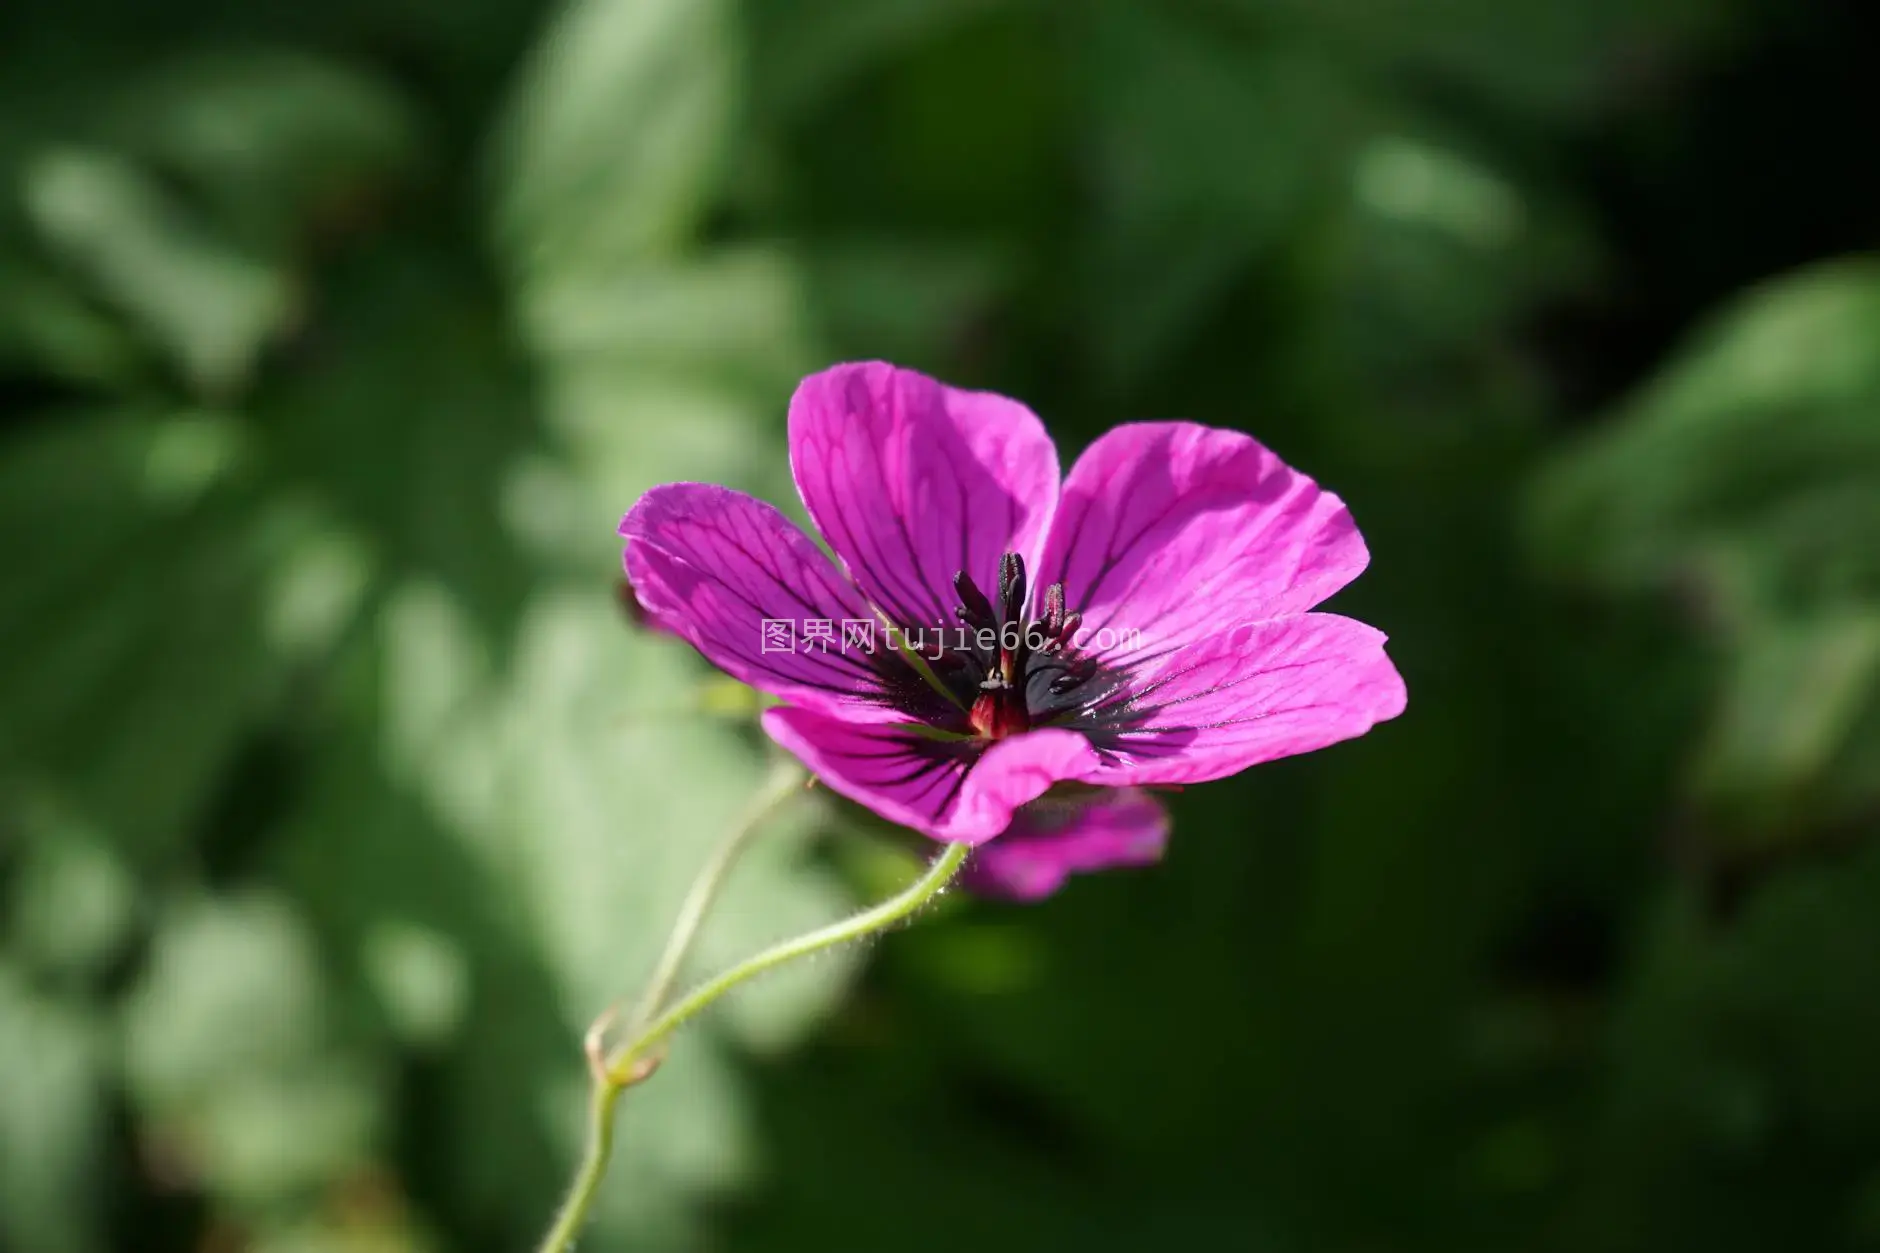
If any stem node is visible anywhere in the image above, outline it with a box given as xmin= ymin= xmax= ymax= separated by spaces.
xmin=532 ymin=758 xmax=971 ymax=1253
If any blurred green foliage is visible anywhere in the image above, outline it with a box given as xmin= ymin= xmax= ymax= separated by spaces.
xmin=1 ymin=0 xmax=1877 ymax=1251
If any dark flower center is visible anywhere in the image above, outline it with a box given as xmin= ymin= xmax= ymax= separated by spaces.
xmin=850 ymin=553 xmax=1198 ymax=769
xmin=911 ymin=552 xmax=1109 ymax=740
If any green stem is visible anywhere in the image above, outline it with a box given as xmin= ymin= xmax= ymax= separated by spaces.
xmin=627 ymin=758 xmax=807 ymax=1033
xmin=534 ymin=1079 xmax=624 ymax=1253
xmin=533 ymin=803 xmax=973 ymax=1253
xmin=606 ymin=839 xmax=970 ymax=1078
xmin=533 ymin=760 xmax=804 ymax=1253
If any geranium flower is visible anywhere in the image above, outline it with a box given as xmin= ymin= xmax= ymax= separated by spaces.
xmin=621 ymin=362 xmax=1405 ymax=893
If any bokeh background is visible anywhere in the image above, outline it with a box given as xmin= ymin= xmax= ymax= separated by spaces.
xmin=4 ymin=0 xmax=1880 ymax=1249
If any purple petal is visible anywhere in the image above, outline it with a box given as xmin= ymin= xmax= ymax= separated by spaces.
xmin=1035 ymin=423 xmax=1368 ymax=660
xmin=1083 ymin=614 xmax=1406 ymax=786
xmin=617 ymin=578 xmax=680 ymax=637
xmin=789 ymin=362 xmax=1060 ymax=629
xmin=622 ymin=483 xmax=905 ymax=720
xmin=965 ymin=790 xmax=1171 ymax=901
xmin=761 ymin=707 xmax=1101 ymax=843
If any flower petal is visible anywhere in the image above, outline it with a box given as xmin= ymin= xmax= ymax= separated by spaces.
xmin=761 ymin=707 xmax=1100 ymax=843
xmin=1035 ymin=423 xmax=1368 ymax=659
xmin=965 ymin=790 xmax=1170 ymax=901
xmin=789 ymin=362 xmax=1060 ymax=630
xmin=617 ymin=578 xmax=680 ymax=637
xmin=1078 ymin=613 xmax=1406 ymax=786
xmin=622 ymin=483 xmax=907 ymax=720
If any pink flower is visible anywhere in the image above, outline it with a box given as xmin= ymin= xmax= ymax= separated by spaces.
xmin=963 ymin=789 xmax=1172 ymax=901
xmin=621 ymin=362 xmax=1405 ymax=893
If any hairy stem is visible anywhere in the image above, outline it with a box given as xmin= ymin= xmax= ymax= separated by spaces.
xmin=533 ymin=760 xmax=804 ymax=1253
xmin=605 ymin=839 xmax=969 ymax=1079
xmin=533 ymin=776 xmax=972 ymax=1253
xmin=534 ymin=1079 xmax=624 ymax=1253
xmin=627 ymin=757 xmax=808 ymax=1033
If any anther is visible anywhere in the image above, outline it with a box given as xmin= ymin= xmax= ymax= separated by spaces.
xmin=997 ymin=553 xmax=1027 ymax=620
xmin=953 ymin=570 xmax=996 ymax=626
xmin=1041 ymin=583 xmax=1066 ymax=636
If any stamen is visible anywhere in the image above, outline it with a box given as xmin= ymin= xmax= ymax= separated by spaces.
xmin=997 ymin=553 xmax=1027 ymax=621
xmin=1041 ymin=583 xmax=1066 ymax=637
xmin=907 ymin=553 xmax=1108 ymax=740
xmin=953 ymin=570 xmax=996 ymax=626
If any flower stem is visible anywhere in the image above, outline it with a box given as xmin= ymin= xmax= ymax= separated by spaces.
xmin=627 ymin=757 xmax=808 ymax=1034
xmin=534 ymin=1078 xmax=625 ymax=1253
xmin=533 ymin=777 xmax=973 ymax=1253
xmin=604 ymin=839 xmax=970 ymax=1080
xmin=533 ymin=760 xmax=805 ymax=1253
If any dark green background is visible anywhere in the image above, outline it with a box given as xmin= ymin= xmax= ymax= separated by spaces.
xmin=4 ymin=0 xmax=1879 ymax=1250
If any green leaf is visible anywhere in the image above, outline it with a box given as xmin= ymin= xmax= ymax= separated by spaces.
xmin=1690 ymin=609 xmax=1880 ymax=840
xmin=122 ymin=893 xmax=382 ymax=1208
xmin=23 ymin=148 xmax=295 ymax=397
xmin=493 ymin=0 xmax=737 ymax=282
xmin=0 ymin=256 xmax=144 ymax=383
xmin=0 ymin=411 xmax=287 ymax=862
xmin=1532 ymin=261 xmax=1880 ymax=590
xmin=519 ymin=245 xmax=814 ymax=389
xmin=0 ymin=967 xmax=106 ymax=1253
xmin=1528 ymin=258 xmax=1880 ymax=839
xmin=4 ymin=800 xmax=138 ymax=984
xmin=102 ymin=50 xmax=419 ymax=251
